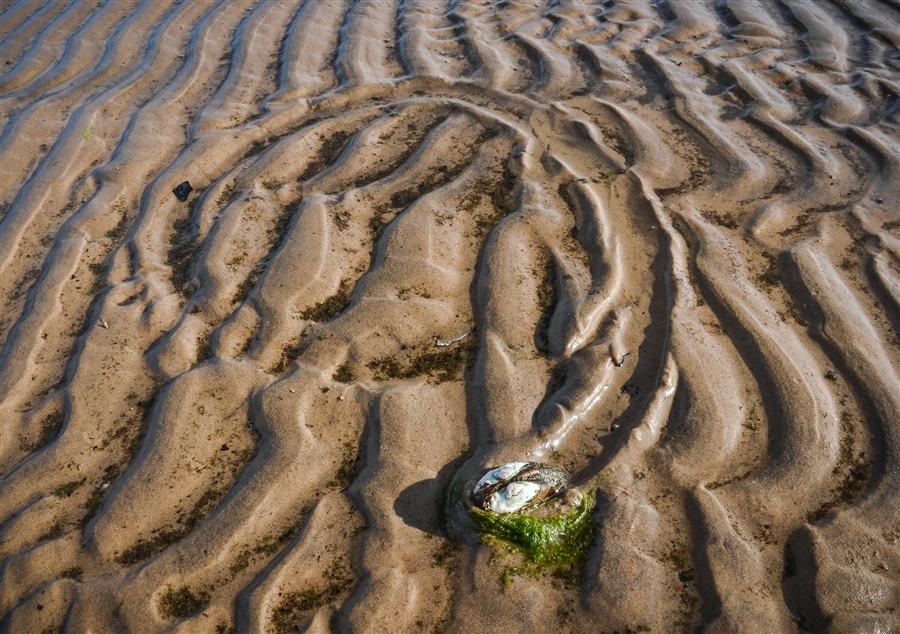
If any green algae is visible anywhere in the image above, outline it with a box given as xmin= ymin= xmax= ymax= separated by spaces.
xmin=468 ymin=493 xmax=595 ymax=565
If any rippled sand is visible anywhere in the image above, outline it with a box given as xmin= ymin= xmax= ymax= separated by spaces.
xmin=1 ymin=1 xmax=899 ymax=632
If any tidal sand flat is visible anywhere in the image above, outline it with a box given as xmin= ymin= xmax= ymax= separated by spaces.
xmin=1 ymin=0 xmax=898 ymax=632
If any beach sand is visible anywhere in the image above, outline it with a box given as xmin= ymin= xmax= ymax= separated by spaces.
xmin=1 ymin=0 xmax=899 ymax=632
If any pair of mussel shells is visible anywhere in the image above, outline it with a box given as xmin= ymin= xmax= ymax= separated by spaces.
xmin=471 ymin=461 xmax=569 ymax=514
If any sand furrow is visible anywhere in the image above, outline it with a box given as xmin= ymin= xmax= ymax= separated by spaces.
xmin=779 ymin=0 xmax=852 ymax=72
xmin=401 ymin=0 xmax=475 ymax=80
xmin=782 ymin=239 xmax=900 ymax=628
xmin=192 ymin=0 xmax=304 ymax=135
xmin=0 ymin=0 xmax=180 ymax=198
xmin=680 ymin=209 xmax=840 ymax=505
xmin=340 ymin=385 xmax=465 ymax=632
xmin=0 ymin=0 xmax=140 ymax=118
xmin=268 ymin=0 xmax=349 ymax=104
xmin=0 ymin=0 xmax=97 ymax=93
xmin=0 ymin=0 xmax=63 ymax=43
xmin=638 ymin=178 xmax=747 ymax=486
xmin=640 ymin=47 xmax=773 ymax=199
xmin=0 ymin=0 xmax=233 ymax=295
xmin=335 ymin=0 xmax=405 ymax=86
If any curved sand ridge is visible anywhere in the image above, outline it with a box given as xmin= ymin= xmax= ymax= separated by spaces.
xmin=1 ymin=0 xmax=898 ymax=632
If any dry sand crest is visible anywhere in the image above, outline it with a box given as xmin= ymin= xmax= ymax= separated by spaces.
xmin=0 ymin=0 xmax=898 ymax=632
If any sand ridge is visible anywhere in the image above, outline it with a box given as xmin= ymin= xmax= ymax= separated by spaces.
xmin=1 ymin=0 xmax=899 ymax=632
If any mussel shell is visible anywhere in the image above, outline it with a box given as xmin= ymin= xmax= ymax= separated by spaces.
xmin=471 ymin=462 xmax=569 ymax=514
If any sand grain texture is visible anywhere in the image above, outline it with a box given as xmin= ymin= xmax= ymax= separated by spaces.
xmin=1 ymin=0 xmax=898 ymax=632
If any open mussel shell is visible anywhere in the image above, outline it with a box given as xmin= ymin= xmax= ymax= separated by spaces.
xmin=471 ymin=462 xmax=569 ymax=514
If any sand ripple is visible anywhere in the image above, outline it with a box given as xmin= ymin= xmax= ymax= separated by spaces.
xmin=1 ymin=0 xmax=898 ymax=631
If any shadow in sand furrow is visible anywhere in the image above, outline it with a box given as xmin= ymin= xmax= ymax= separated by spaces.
xmin=307 ymin=104 xmax=449 ymax=195
xmin=870 ymin=249 xmax=900 ymax=330
xmin=720 ymin=0 xmax=787 ymax=43
xmin=664 ymin=212 xmax=843 ymax=628
xmin=0 ymin=285 xmax=164 ymax=551
xmin=248 ymin=111 xmax=493 ymax=372
xmin=457 ymin=169 xmax=661 ymax=476
xmin=747 ymin=116 xmax=861 ymax=240
xmin=836 ymin=0 xmax=900 ymax=53
xmin=334 ymin=386 xmax=466 ymax=632
xmin=68 ymin=367 xmax=370 ymax=631
xmin=87 ymin=361 xmax=269 ymax=564
xmin=175 ymin=108 xmax=477 ymax=373
xmin=637 ymin=47 xmax=772 ymax=200
xmin=582 ymin=357 xmax=682 ymax=631
xmin=511 ymin=32 xmax=587 ymax=99
xmin=637 ymin=177 xmax=747 ymax=487
xmin=0 ymin=0 xmax=294 ymax=604
xmin=237 ymin=492 xmax=365 ymax=634
xmin=655 ymin=0 xmax=721 ymax=43
xmin=391 ymin=0 xmax=412 ymax=78
xmin=0 ymin=223 xmax=135 ymax=474
xmin=780 ymin=0 xmax=852 ymax=72
xmin=539 ymin=0 xmax=603 ymax=46
xmin=183 ymin=119 xmax=359 ymax=324
xmin=545 ymin=179 xmax=622 ymax=359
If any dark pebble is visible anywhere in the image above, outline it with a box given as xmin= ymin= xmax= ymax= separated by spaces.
xmin=172 ymin=180 xmax=193 ymax=201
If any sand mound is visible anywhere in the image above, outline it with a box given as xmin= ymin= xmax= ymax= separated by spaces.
xmin=1 ymin=0 xmax=898 ymax=632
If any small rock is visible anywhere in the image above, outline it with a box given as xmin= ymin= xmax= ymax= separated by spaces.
xmin=173 ymin=181 xmax=193 ymax=201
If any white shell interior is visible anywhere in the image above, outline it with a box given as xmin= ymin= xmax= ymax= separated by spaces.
xmin=473 ymin=461 xmax=528 ymax=493
xmin=488 ymin=481 xmax=541 ymax=513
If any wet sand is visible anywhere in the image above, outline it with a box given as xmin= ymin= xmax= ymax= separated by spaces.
xmin=1 ymin=0 xmax=899 ymax=632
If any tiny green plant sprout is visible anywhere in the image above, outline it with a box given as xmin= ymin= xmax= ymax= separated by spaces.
xmin=464 ymin=462 xmax=596 ymax=565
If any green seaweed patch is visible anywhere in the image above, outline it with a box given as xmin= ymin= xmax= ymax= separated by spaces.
xmin=468 ymin=493 xmax=594 ymax=566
